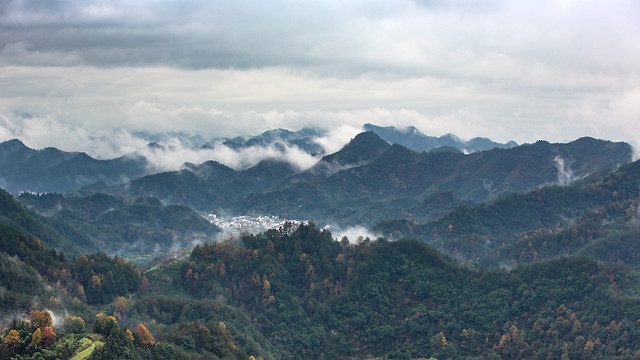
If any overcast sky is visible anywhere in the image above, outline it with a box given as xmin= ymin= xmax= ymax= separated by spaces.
xmin=1 ymin=0 xmax=639 ymax=158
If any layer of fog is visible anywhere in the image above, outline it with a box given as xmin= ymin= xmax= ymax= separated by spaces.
xmin=0 ymin=115 xmax=364 ymax=173
xmin=139 ymin=138 xmax=319 ymax=172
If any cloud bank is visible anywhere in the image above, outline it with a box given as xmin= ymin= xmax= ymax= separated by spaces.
xmin=0 ymin=0 xmax=639 ymax=149
xmin=139 ymin=139 xmax=320 ymax=172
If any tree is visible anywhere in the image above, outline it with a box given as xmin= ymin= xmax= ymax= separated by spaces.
xmin=95 ymin=313 xmax=118 ymax=335
xmin=125 ymin=329 xmax=134 ymax=342
xmin=42 ymin=326 xmax=56 ymax=347
xmin=114 ymin=296 xmax=128 ymax=314
xmin=31 ymin=327 xmax=42 ymax=349
xmin=73 ymin=316 xmax=86 ymax=333
xmin=64 ymin=314 xmax=86 ymax=333
xmin=266 ymin=239 xmax=275 ymax=254
xmin=432 ymin=331 xmax=447 ymax=350
xmin=3 ymin=329 xmax=22 ymax=354
xmin=29 ymin=309 xmax=53 ymax=329
xmin=135 ymin=323 xmax=154 ymax=346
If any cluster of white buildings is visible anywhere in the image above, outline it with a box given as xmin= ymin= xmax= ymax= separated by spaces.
xmin=204 ymin=214 xmax=307 ymax=231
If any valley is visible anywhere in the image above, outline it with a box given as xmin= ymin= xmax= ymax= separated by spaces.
xmin=1 ymin=125 xmax=640 ymax=359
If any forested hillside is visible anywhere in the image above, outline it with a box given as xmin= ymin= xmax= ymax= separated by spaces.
xmin=5 ymin=219 xmax=640 ymax=359
xmin=375 ymin=159 xmax=640 ymax=269
xmin=148 ymin=224 xmax=640 ymax=359
xmin=17 ymin=192 xmax=221 ymax=264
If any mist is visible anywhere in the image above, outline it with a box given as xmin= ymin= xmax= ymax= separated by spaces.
xmin=325 ymin=225 xmax=382 ymax=244
xmin=312 ymin=124 xmax=364 ymax=155
xmin=554 ymin=155 xmax=575 ymax=186
xmin=137 ymin=138 xmax=320 ymax=172
xmin=0 ymin=116 xmax=331 ymax=172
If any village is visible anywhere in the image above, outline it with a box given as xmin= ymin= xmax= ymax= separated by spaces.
xmin=203 ymin=213 xmax=307 ymax=231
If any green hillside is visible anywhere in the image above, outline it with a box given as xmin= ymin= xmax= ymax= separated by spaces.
xmin=375 ymin=159 xmax=640 ymax=268
xmin=18 ymin=192 xmax=221 ymax=264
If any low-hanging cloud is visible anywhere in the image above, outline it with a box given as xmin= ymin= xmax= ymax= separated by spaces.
xmin=0 ymin=113 xmax=322 ymax=172
xmin=138 ymin=138 xmax=320 ymax=172
xmin=313 ymin=124 xmax=364 ymax=155
xmin=325 ymin=225 xmax=382 ymax=244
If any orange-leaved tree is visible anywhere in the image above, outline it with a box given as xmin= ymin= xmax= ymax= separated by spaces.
xmin=135 ymin=323 xmax=154 ymax=346
xmin=42 ymin=326 xmax=56 ymax=348
xmin=3 ymin=329 xmax=22 ymax=354
xmin=29 ymin=309 xmax=53 ymax=329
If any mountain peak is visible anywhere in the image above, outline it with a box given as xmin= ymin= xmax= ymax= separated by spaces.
xmin=322 ymin=131 xmax=390 ymax=166
xmin=0 ymin=138 xmax=30 ymax=152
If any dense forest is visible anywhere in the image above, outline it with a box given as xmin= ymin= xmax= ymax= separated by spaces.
xmin=374 ymin=158 xmax=640 ymax=269
xmin=3 ymin=219 xmax=640 ymax=359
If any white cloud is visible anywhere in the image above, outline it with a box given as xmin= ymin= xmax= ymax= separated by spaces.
xmin=136 ymin=139 xmax=320 ymax=172
xmin=313 ymin=124 xmax=364 ymax=155
xmin=325 ymin=225 xmax=381 ymax=244
xmin=0 ymin=113 xmax=320 ymax=171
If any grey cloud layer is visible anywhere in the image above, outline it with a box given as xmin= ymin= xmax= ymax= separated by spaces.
xmin=1 ymin=0 xmax=639 ymax=149
xmin=3 ymin=0 xmax=638 ymax=77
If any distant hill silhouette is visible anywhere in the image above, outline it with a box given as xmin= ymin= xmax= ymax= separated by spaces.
xmin=0 ymin=139 xmax=149 ymax=194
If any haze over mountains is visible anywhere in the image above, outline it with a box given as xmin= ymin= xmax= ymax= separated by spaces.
xmin=0 ymin=123 xmax=635 ymax=264
xmin=0 ymin=124 xmax=518 ymax=194
xmin=2 ymin=123 xmax=640 ymax=359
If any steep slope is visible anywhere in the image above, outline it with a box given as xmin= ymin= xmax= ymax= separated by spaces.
xmin=283 ymin=131 xmax=390 ymax=185
xmin=0 ymin=188 xmax=95 ymax=255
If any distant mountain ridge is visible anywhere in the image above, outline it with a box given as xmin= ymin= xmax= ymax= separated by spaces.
xmin=0 ymin=124 xmax=518 ymax=194
xmin=363 ymin=123 xmax=518 ymax=153
xmin=217 ymin=127 xmax=327 ymax=154
xmin=0 ymin=139 xmax=150 ymax=194
xmin=236 ymin=134 xmax=632 ymax=225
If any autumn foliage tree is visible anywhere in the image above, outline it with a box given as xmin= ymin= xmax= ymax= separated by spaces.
xmin=31 ymin=328 xmax=42 ymax=349
xmin=29 ymin=309 xmax=53 ymax=329
xmin=3 ymin=329 xmax=22 ymax=354
xmin=135 ymin=323 xmax=154 ymax=346
xmin=42 ymin=326 xmax=56 ymax=348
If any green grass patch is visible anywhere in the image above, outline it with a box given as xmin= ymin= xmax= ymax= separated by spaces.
xmin=70 ymin=339 xmax=104 ymax=360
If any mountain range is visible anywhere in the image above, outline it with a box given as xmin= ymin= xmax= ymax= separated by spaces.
xmin=0 ymin=123 xmax=518 ymax=195
xmin=67 ymin=132 xmax=632 ymax=228
xmin=2 ymin=126 xmax=640 ymax=359
xmin=0 ymin=139 xmax=150 ymax=194
xmin=363 ymin=123 xmax=518 ymax=153
xmin=1 ymin=127 xmax=634 ymax=261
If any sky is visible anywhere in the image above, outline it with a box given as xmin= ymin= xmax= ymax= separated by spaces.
xmin=1 ymin=0 xmax=639 ymax=161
